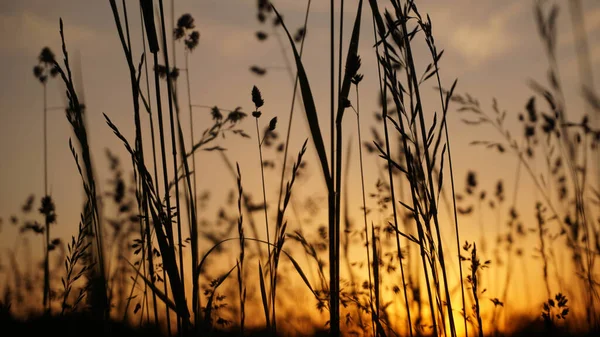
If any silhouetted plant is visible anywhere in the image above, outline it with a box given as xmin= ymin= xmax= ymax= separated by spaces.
xmin=542 ymin=293 xmax=569 ymax=329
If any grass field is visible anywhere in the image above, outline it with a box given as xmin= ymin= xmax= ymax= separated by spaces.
xmin=0 ymin=1 xmax=599 ymax=336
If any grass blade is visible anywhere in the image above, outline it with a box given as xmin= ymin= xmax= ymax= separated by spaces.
xmin=271 ymin=5 xmax=332 ymax=188
xmin=258 ymin=262 xmax=271 ymax=328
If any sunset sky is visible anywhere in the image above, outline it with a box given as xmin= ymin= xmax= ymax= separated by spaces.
xmin=0 ymin=0 xmax=599 ymax=330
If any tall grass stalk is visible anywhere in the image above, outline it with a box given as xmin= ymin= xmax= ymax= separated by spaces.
xmin=138 ymin=2 xmax=161 ymax=326
xmin=171 ymin=11 xmax=202 ymax=327
xmin=250 ymin=86 xmax=274 ymax=332
xmin=351 ymin=78 xmax=376 ymax=336
xmin=271 ymin=3 xmax=335 ymax=334
xmin=156 ymin=2 xmax=187 ymax=331
xmin=380 ymin=67 xmax=414 ymax=337
xmin=414 ymin=10 xmax=467 ymax=336
xmin=367 ymin=2 xmax=466 ymax=336
xmin=139 ymin=1 xmax=190 ymax=333
xmin=172 ymin=79 xmax=199 ymax=331
xmin=219 ymin=151 xmax=266 ymax=262
xmin=108 ymin=0 xmax=161 ymax=327
xmin=275 ymin=0 xmax=311 ymax=250
xmin=184 ymin=47 xmax=198 ymax=274
xmin=53 ymin=18 xmax=109 ymax=319
xmin=469 ymin=243 xmax=484 ymax=337
xmin=42 ymin=79 xmax=50 ymax=313
xmin=397 ymin=4 xmax=457 ymax=336
xmin=329 ymin=0 xmax=339 ymax=334
xmin=368 ymin=2 xmax=426 ymax=335
xmin=333 ymin=3 xmax=364 ymax=335
xmin=235 ymin=163 xmax=246 ymax=335
xmin=33 ymin=46 xmax=55 ymax=313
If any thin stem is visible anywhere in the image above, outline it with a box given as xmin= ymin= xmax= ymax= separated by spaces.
xmin=427 ymin=37 xmax=469 ymax=337
xmin=399 ymin=9 xmax=456 ymax=336
xmin=255 ymin=120 xmax=271 ymax=252
xmin=152 ymin=48 xmax=178 ymax=333
xmin=157 ymin=1 xmax=188 ymax=332
xmin=184 ymin=54 xmax=197 ymax=245
xmin=328 ymin=0 xmax=339 ymax=335
xmin=381 ymin=71 xmax=414 ymax=337
xmin=254 ymin=117 xmax=272 ymax=330
xmin=42 ymin=82 xmax=50 ymax=313
xmin=353 ymin=84 xmax=376 ymax=337
xmin=139 ymin=3 xmax=160 ymax=325
xmin=43 ymin=83 xmax=48 ymax=197
xmin=276 ymin=0 xmax=311 ymax=229
xmin=370 ymin=6 xmax=415 ymax=335
xmin=120 ymin=0 xmax=154 ymax=325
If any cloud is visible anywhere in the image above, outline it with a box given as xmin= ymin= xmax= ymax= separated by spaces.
xmin=449 ymin=3 xmax=525 ymax=66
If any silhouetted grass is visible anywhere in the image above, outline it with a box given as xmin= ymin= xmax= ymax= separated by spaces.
xmin=2 ymin=1 xmax=599 ymax=337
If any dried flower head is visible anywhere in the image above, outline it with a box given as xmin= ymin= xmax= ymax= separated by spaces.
xmin=39 ymin=195 xmax=57 ymax=225
xmin=268 ymin=116 xmax=277 ymax=131
xmin=252 ymin=85 xmax=264 ymax=109
xmin=256 ymin=31 xmax=268 ymax=41
xmin=466 ymin=171 xmax=477 ymax=194
xmin=33 ymin=65 xmax=43 ymax=78
xmin=177 ymin=14 xmax=195 ymax=30
xmin=294 ymin=27 xmax=306 ymax=43
xmin=174 ymin=14 xmax=200 ymax=52
xmin=22 ymin=195 xmax=35 ymax=213
xmin=39 ymin=47 xmax=55 ymax=65
xmin=33 ymin=47 xmax=58 ymax=84
xmin=250 ymin=66 xmax=267 ymax=76
xmin=227 ymin=107 xmax=247 ymax=123
xmin=174 ymin=27 xmax=185 ymax=40
xmin=257 ymin=12 xmax=266 ymax=23
xmin=185 ymin=31 xmax=200 ymax=51
xmin=211 ymin=106 xmax=223 ymax=121
xmin=351 ymin=73 xmax=364 ymax=85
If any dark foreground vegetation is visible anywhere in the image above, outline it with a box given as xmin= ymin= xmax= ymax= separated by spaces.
xmin=2 ymin=311 xmax=599 ymax=337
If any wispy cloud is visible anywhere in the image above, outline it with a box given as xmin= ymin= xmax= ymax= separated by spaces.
xmin=448 ymin=3 xmax=526 ymax=66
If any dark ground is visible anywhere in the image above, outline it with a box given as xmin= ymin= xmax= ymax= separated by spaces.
xmin=1 ymin=311 xmax=598 ymax=337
